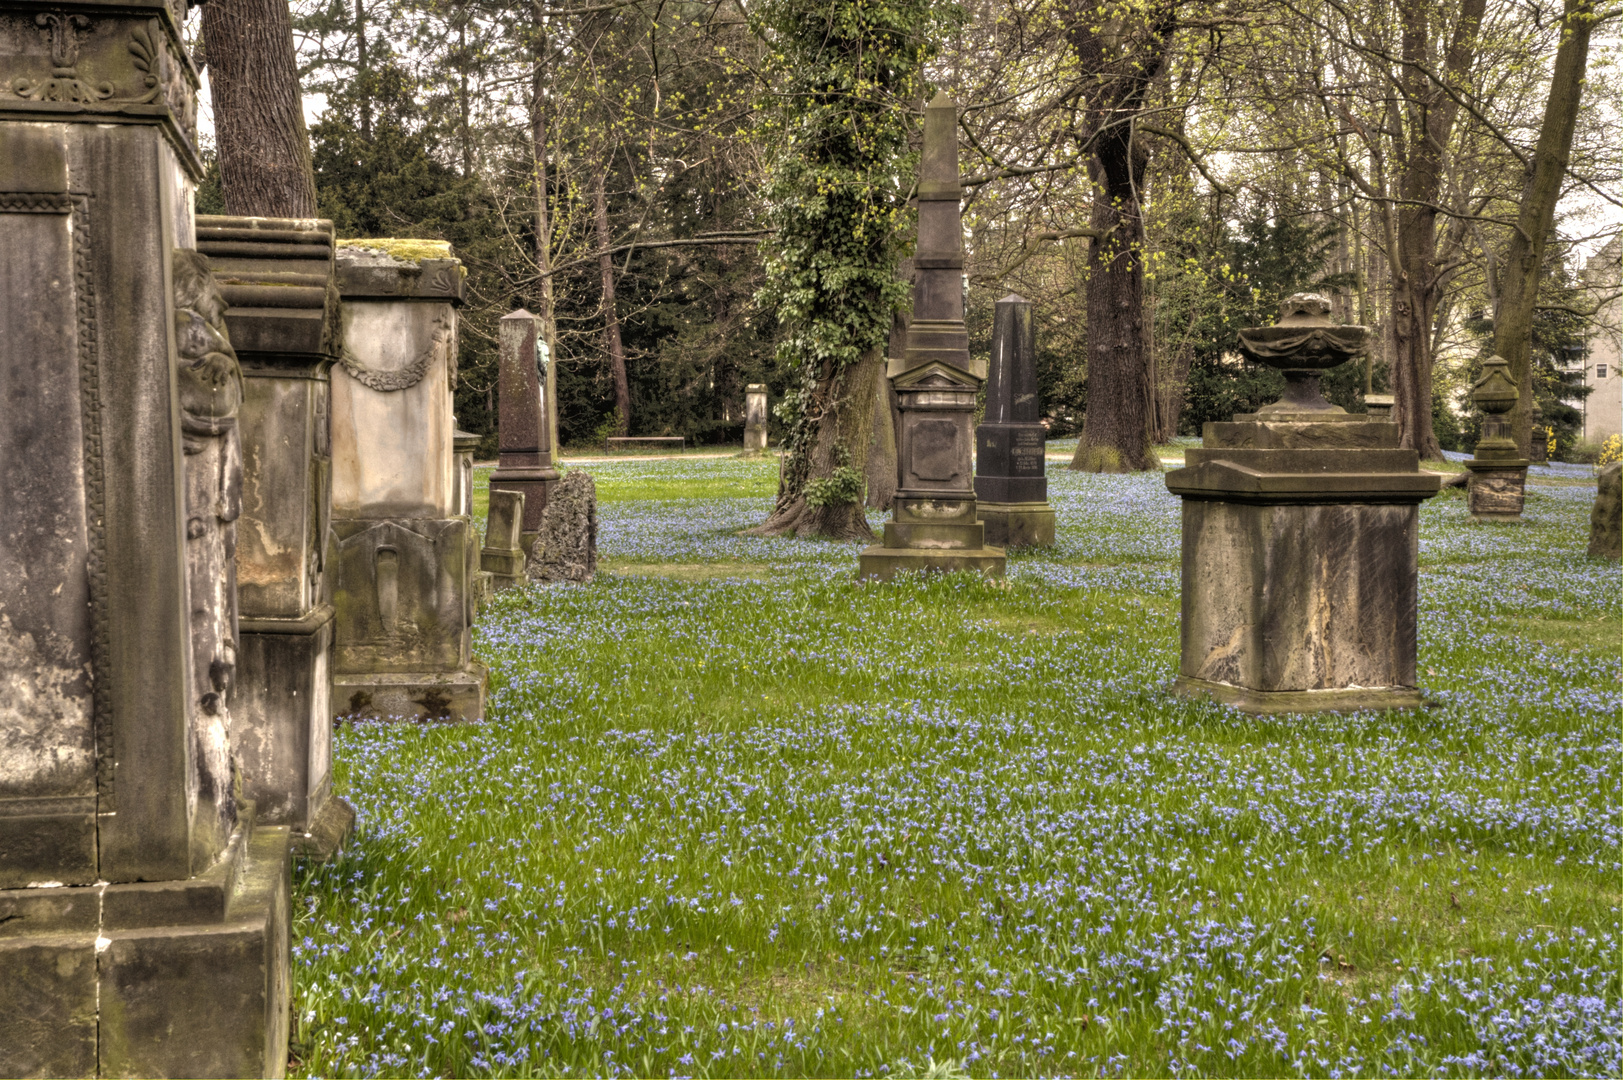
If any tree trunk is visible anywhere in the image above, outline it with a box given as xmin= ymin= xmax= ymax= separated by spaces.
xmin=865 ymin=368 xmax=899 ymax=513
xmin=1158 ymin=341 xmax=1194 ymax=439
xmin=1070 ymin=147 xmax=1158 ymax=472
xmin=356 ymin=0 xmax=370 ymax=142
xmin=531 ymin=8 xmax=560 ymax=451
xmin=1063 ymin=0 xmax=1173 ymax=473
xmin=457 ymin=17 xmax=470 ymax=176
xmin=592 ymin=169 xmax=631 ymax=437
xmin=1390 ymin=214 xmax=1444 ymax=460
xmin=1385 ymin=0 xmax=1484 ymax=460
xmin=749 ymin=349 xmax=883 ymax=541
xmin=203 ymin=0 xmax=318 ymax=217
xmin=1493 ymin=0 xmax=1594 ymax=454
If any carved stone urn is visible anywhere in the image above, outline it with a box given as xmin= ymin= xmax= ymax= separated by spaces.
xmin=1237 ymin=293 xmax=1367 ymax=414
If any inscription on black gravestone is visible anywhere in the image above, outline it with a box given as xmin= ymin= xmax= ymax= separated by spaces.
xmin=1011 ymin=428 xmax=1045 ymax=475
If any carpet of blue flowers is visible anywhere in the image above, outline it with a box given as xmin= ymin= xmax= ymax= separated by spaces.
xmin=294 ymin=456 xmax=1620 ymax=1078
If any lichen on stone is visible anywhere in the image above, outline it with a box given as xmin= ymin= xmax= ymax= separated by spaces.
xmin=336 ymin=238 xmax=459 ymax=266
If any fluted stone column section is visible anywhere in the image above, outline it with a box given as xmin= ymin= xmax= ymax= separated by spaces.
xmin=491 ymin=308 xmax=559 ymax=541
xmin=976 ymin=294 xmax=1054 ymax=547
xmin=859 ymin=91 xmax=1005 ymax=580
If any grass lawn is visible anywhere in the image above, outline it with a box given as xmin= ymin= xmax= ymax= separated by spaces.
xmin=296 ymin=454 xmax=1619 ymax=1079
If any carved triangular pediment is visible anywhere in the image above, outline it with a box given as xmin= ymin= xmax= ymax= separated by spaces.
xmin=889 ymin=359 xmax=980 ymax=388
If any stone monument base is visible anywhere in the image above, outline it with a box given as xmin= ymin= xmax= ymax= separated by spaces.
xmin=857 ymin=545 xmax=1006 ymax=581
xmin=977 ymin=501 xmax=1055 ymax=548
xmin=0 ymin=822 xmax=291 ymax=1078
xmin=1172 ymin=674 xmax=1427 ymax=715
xmin=1465 ymin=461 xmax=1529 ymax=521
xmin=235 ymin=607 xmax=354 ymax=859
xmin=334 ymin=665 xmax=488 ymax=722
xmin=860 ymin=494 xmax=1007 ymax=580
xmin=481 ymin=544 xmax=527 ymax=591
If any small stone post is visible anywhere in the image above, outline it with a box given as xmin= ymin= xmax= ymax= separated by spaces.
xmin=743 ymin=383 xmax=769 ymax=453
xmin=1465 ymin=355 xmax=1531 ymax=521
xmin=1590 ymin=461 xmax=1621 ymax=559
xmin=491 ymin=308 xmax=560 ymax=545
xmin=330 ymin=241 xmax=487 ymax=722
xmin=453 ymin=427 xmax=480 ymax=517
xmin=1165 ymin=294 xmax=1441 ymax=714
xmin=0 ymin=5 xmax=291 ymax=1068
xmin=858 ymin=91 xmax=1005 ymax=580
xmin=975 ymin=295 xmax=1055 ymax=547
xmin=482 ymin=489 xmax=529 ymax=590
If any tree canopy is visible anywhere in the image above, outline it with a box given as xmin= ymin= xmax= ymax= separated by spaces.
xmin=196 ymin=0 xmax=1623 ymax=469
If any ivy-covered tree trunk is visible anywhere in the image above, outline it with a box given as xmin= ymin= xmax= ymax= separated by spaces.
xmin=759 ymin=348 xmax=886 ymax=538
xmin=745 ymin=0 xmax=952 ymax=540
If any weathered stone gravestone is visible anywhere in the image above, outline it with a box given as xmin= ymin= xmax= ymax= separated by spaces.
xmin=1465 ymin=355 xmax=1530 ymax=521
xmin=528 ymin=472 xmax=599 ymax=583
xmin=744 ymin=383 xmax=769 ymax=453
xmin=482 ymin=489 xmax=529 ymax=591
xmin=198 ymin=213 xmax=353 ymax=857
xmin=859 ymin=92 xmax=1006 ymax=580
xmin=0 ymin=10 xmax=291 ymax=1065
xmin=491 ymin=309 xmax=559 ymax=547
xmin=330 ymin=241 xmax=486 ymax=721
xmin=1166 ymin=293 xmax=1441 ymax=714
xmin=1591 ymin=461 xmax=1621 ymax=559
xmin=976 ymin=294 xmax=1055 ymax=548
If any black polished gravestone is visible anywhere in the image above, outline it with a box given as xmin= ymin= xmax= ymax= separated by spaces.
xmin=975 ymin=295 xmax=1055 ymax=547
xmin=858 ymin=92 xmax=1005 ymax=580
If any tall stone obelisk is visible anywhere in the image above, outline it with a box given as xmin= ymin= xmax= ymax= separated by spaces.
xmin=858 ymin=91 xmax=1006 ymax=580
xmin=491 ymin=308 xmax=560 ymax=544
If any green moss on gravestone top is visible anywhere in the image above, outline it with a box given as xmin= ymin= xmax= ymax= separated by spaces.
xmin=335 ymin=238 xmax=458 ymax=265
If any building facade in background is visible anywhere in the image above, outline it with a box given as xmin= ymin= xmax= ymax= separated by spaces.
xmin=1582 ymin=237 xmax=1622 ymax=444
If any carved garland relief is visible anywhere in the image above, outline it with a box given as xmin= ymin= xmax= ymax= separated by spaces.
xmin=338 ymin=310 xmax=454 ymax=393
